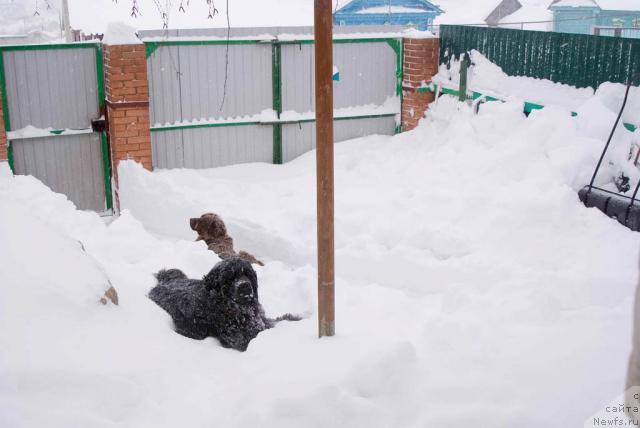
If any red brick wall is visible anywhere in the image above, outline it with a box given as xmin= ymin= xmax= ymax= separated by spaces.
xmin=401 ymin=38 xmax=440 ymax=132
xmin=0 ymin=88 xmax=6 ymax=162
xmin=104 ymin=44 xmax=152 ymax=170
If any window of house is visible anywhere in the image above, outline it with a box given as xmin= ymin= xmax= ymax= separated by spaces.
xmin=612 ymin=18 xmax=625 ymax=28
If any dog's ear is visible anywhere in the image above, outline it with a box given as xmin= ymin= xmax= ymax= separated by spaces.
xmin=189 ymin=218 xmax=199 ymax=231
xmin=206 ymin=214 xmax=227 ymax=238
xmin=244 ymin=263 xmax=259 ymax=297
xmin=202 ymin=261 xmax=224 ymax=292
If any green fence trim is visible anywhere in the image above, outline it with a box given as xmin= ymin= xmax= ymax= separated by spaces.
xmin=94 ymin=44 xmax=105 ymax=109
xmin=0 ymin=41 xmax=100 ymax=52
xmin=144 ymin=39 xmax=268 ymax=58
xmin=384 ymin=39 xmax=403 ymax=134
xmin=337 ymin=112 xmax=397 ymax=121
xmin=272 ymin=43 xmax=283 ymax=165
xmin=275 ymin=37 xmax=402 ymax=46
xmin=0 ymin=48 xmax=12 ymax=171
xmin=101 ymin=132 xmax=113 ymax=211
xmin=6 ymin=143 xmax=13 ymax=170
xmin=151 ymin=120 xmax=261 ymax=132
xmin=93 ymin=44 xmax=110 ymax=211
xmin=523 ymin=102 xmax=545 ymax=114
xmin=150 ymin=113 xmax=398 ymax=132
xmin=271 ymin=112 xmax=398 ymax=124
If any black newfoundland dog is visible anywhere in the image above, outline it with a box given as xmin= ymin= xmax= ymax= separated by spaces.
xmin=149 ymin=257 xmax=300 ymax=351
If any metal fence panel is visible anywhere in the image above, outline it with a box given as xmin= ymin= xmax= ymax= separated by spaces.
xmin=144 ymin=26 xmax=402 ymax=170
xmin=151 ymin=125 xmax=273 ymax=169
xmin=3 ymin=48 xmax=99 ymax=129
xmin=11 ymin=133 xmax=106 ymax=211
xmin=1 ymin=44 xmax=110 ymax=213
xmin=147 ymin=44 xmax=272 ymax=126
xmin=439 ymin=25 xmax=640 ymax=88
xmin=151 ymin=129 xmax=185 ymax=169
xmin=334 ymin=42 xmax=397 ymax=110
xmin=281 ymin=43 xmax=314 ymax=114
xmin=281 ymin=41 xmax=397 ymax=112
xmin=282 ymin=116 xmax=396 ymax=163
xmin=147 ymin=45 xmax=182 ymax=127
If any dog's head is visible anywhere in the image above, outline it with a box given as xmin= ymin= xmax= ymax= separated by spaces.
xmin=203 ymin=257 xmax=259 ymax=306
xmin=190 ymin=213 xmax=227 ymax=240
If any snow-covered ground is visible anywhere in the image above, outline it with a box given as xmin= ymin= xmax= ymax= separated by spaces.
xmin=1 ymin=93 xmax=639 ymax=426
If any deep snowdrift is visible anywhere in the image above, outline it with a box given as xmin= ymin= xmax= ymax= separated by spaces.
xmin=1 ymin=97 xmax=639 ymax=427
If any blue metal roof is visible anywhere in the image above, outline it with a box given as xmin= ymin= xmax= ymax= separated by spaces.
xmin=336 ymin=0 xmax=444 ymax=15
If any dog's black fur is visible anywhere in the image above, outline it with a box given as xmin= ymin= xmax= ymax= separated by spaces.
xmin=149 ymin=257 xmax=300 ymax=351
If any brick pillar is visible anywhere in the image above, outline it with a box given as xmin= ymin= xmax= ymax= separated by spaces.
xmin=0 ymin=88 xmax=7 ymax=162
xmin=104 ymin=44 xmax=152 ymax=171
xmin=401 ymin=37 xmax=440 ymax=132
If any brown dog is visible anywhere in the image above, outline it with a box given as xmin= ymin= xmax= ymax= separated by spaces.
xmin=190 ymin=213 xmax=264 ymax=266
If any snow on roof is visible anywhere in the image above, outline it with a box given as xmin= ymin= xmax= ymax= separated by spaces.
xmin=551 ymin=0 xmax=598 ymax=7
xmin=356 ymin=6 xmax=430 ymax=14
xmin=499 ymin=4 xmax=553 ymax=30
xmin=336 ymin=0 xmax=444 ymax=14
xmin=435 ymin=0 xmax=555 ymax=27
xmin=596 ymin=0 xmax=640 ymax=11
xmin=102 ymin=22 xmax=142 ymax=45
xmin=433 ymin=0 xmax=499 ymax=24
xmin=552 ymin=0 xmax=640 ymax=9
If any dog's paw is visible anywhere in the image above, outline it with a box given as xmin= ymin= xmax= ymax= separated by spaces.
xmin=155 ymin=269 xmax=188 ymax=284
xmin=238 ymin=250 xmax=264 ymax=266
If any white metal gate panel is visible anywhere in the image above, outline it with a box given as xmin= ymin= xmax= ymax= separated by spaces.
xmin=282 ymin=117 xmax=397 ymax=163
xmin=1 ymin=44 xmax=110 ymax=212
xmin=281 ymin=41 xmax=398 ymax=111
xmin=11 ymin=134 xmax=106 ymax=211
xmin=142 ymin=26 xmax=402 ymax=170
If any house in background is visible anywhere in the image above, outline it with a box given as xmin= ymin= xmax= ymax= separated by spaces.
xmin=486 ymin=0 xmax=524 ymax=26
xmin=549 ymin=0 xmax=640 ymax=38
xmin=484 ymin=0 xmax=553 ymax=31
xmin=333 ymin=0 xmax=444 ymax=31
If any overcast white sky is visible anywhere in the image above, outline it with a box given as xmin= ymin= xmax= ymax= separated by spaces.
xmin=1 ymin=0 xmax=557 ymax=36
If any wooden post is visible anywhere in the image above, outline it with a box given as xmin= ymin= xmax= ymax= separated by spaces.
xmin=459 ymin=53 xmax=469 ymax=102
xmin=314 ymin=0 xmax=335 ymax=338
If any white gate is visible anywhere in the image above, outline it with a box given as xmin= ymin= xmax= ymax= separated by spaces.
xmin=0 ymin=43 xmax=111 ymax=212
xmin=141 ymin=26 xmax=402 ymax=169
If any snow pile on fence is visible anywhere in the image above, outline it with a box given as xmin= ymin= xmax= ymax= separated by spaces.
xmin=434 ymin=50 xmax=640 ymax=130
xmin=434 ymin=50 xmax=595 ymax=110
xmin=1 ymin=97 xmax=640 ymax=427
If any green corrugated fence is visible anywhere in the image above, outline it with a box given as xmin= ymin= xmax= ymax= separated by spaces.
xmin=439 ymin=25 xmax=640 ymax=89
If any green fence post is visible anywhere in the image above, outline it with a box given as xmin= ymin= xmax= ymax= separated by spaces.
xmin=0 ymin=49 xmax=13 ymax=172
xmin=272 ymin=43 xmax=283 ymax=165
